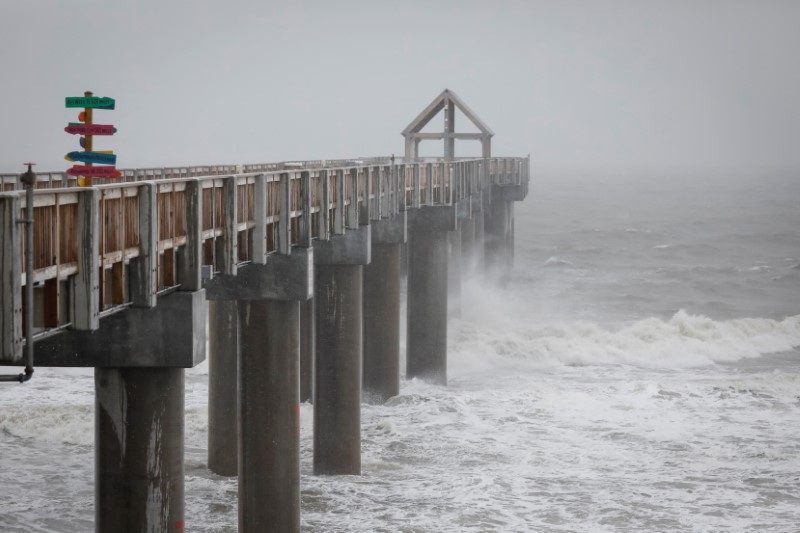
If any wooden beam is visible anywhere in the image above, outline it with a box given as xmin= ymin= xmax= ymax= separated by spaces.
xmin=130 ymin=183 xmax=157 ymax=307
xmin=73 ymin=188 xmax=99 ymax=330
xmin=0 ymin=195 xmax=23 ymax=362
xmin=177 ymin=179 xmax=203 ymax=290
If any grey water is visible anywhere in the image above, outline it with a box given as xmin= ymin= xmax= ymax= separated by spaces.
xmin=1 ymin=171 xmax=799 ymax=532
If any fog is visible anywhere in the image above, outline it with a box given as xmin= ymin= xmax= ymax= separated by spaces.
xmin=1 ymin=0 xmax=799 ymax=176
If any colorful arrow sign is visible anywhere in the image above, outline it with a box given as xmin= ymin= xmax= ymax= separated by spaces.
xmin=64 ymin=151 xmax=117 ymax=165
xmin=64 ymin=123 xmax=117 ymax=135
xmin=65 ymin=96 xmax=115 ymax=110
xmin=67 ymin=165 xmax=121 ymax=178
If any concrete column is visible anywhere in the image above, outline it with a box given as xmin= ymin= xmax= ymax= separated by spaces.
xmin=447 ymin=230 xmax=462 ymax=318
xmin=362 ymin=243 xmax=401 ymax=403
xmin=460 ymin=216 xmax=476 ymax=277
xmin=314 ymin=264 xmax=362 ymax=475
xmin=208 ymin=299 xmax=238 ymax=476
xmin=406 ymin=230 xmax=448 ymax=385
xmin=238 ymin=299 xmax=300 ymax=532
xmin=300 ymin=297 xmax=314 ymax=403
xmin=485 ymin=196 xmax=511 ymax=285
xmin=95 ymin=367 xmax=184 ymax=532
xmin=473 ymin=209 xmax=485 ymax=273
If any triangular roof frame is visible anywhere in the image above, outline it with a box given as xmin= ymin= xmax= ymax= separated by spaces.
xmin=401 ymin=89 xmax=494 ymax=137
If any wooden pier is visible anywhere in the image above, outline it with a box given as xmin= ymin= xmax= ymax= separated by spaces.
xmin=0 ymin=90 xmax=530 ymax=532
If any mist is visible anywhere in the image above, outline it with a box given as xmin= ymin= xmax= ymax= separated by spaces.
xmin=1 ymin=0 xmax=799 ymax=176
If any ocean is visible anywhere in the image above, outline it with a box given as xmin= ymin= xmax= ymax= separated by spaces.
xmin=1 ymin=171 xmax=799 ymax=532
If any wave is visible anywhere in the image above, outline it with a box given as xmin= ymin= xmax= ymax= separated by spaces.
xmin=451 ymin=310 xmax=800 ymax=369
xmin=540 ymin=256 xmax=575 ymax=268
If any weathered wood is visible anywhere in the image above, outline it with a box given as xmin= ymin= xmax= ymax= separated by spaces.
xmin=252 ymin=173 xmax=268 ymax=263
xmin=278 ymin=172 xmax=291 ymax=255
xmin=177 ymin=179 xmax=203 ymax=290
xmin=220 ymin=176 xmax=238 ymax=274
xmin=163 ymin=248 xmax=176 ymax=286
xmin=334 ymin=170 xmax=345 ymax=235
xmin=130 ymin=183 xmax=157 ymax=308
xmin=298 ymin=171 xmax=312 ymax=247
xmin=0 ymin=195 xmax=22 ymax=362
xmin=43 ymin=278 xmax=60 ymax=327
xmin=318 ymin=170 xmax=330 ymax=241
xmin=347 ymin=169 xmax=358 ymax=229
xmin=73 ymin=188 xmax=99 ymax=330
xmin=111 ymin=262 xmax=125 ymax=304
xmin=413 ymin=164 xmax=421 ymax=208
xmin=359 ymin=167 xmax=370 ymax=226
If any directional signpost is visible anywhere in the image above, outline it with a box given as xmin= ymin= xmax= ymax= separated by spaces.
xmin=64 ymin=91 xmax=118 ymax=186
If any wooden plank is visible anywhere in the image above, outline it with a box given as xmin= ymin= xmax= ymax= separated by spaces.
xmin=413 ymin=164 xmax=421 ymax=208
xmin=359 ymin=167 xmax=370 ymax=226
xmin=163 ymin=248 xmax=175 ymax=286
xmin=252 ymin=173 xmax=267 ymax=263
xmin=72 ymin=188 xmax=99 ymax=330
xmin=0 ymin=195 xmax=23 ymax=362
xmin=43 ymin=276 xmax=60 ymax=327
xmin=130 ymin=182 xmax=157 ymax=307
xmin=347 ymin=168 xmax=358 ymax=229
xmin=334 ymin=169 xmax=345 ymax=234
xmin=298 ymin=171 xmax=312 ymax=247
xmin=177 ymin=178 xmax=202 ymax=290
xmin=278 ymin=172 xmax=291 ymax=255
xmin=220 ymin=175 xmax=238 ymax=274
xmin=111 ymin=262 xmax=125 ymax=304
xmin=318 ymin=170 xmax=330 ymax=241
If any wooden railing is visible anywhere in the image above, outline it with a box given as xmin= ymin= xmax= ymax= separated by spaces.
xmin=0 ymin=156 xmax=529 ymax=359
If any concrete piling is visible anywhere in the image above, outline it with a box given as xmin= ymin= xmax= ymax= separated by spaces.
xmin=314 ymin=263 xmax=363 ymax=475
xmin=362 ymin=243 xmax=401 ymax=403
xmin=95 ymin=367 xmax=185 ymax=532
xmin=447 ymin=230 xmax=462 ymax=317
xmin=208 ymin=299 xmax=239 ymax=476
xmin=406 ymin=230 xmax=449 ymax=384
xmin=238 ymin=299 xmax=301 ymax=532
xmin=300 ymin=297 xmax=315 ymax=403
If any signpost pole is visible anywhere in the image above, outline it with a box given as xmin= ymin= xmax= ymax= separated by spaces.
xmin=83 ymin=90 xmax=93 ymax=187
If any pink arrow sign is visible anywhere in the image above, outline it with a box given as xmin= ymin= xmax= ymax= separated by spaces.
xmin=67 ymin=165 xmax=121 ymax=178
xmin=64 ymin=124 xmax=117 ymax=136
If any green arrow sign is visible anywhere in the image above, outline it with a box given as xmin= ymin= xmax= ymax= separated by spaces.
xmin=65 ymin=96 xmax=115 ymax=110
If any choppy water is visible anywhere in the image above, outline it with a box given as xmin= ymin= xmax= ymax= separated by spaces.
xmin=2 ymin=171 xmax=799 ymax=531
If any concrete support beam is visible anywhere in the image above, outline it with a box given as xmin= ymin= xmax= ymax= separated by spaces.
xmin=460 ymin=216 xmax=476 ymax=277
xmin=34 ymin=290 xmax=207 ymax=367
xmin=208 ymin=299 xmax=239 ymax=476
xmin=204 ymin=247 xmax=313 ymax=301
xmin=447 ymin=230 xmax=462 ymax=318
xmin=313 ymin=263 xmax=363 ymax=475
xmin=299 ymin=297 xmax=314 ymax=403
xmin=362 ymin=213 xmax=405 ymax=404
xmin=485 ymin=188 xmax=513 ymax=285
xmin=406 ymin=226 xmax=449 ymax=385
xmin=95 ymin=367 xmax=184 ymax=532
xmin=238 ymin=299 xmax=300 ymax=532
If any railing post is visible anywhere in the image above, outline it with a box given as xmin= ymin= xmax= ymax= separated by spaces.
xmin=73 ymin=188 xmax=99 ymax=330
xmin=298 ymin=171 xmax=312 ymax=247
xmin=252 ymin=174 xmax=268 ymax=264
xmin=278 ymin=172 xmax=291 ymax=255
xmin=130 ymin=183 xmax=157 ymax=307
xmin=178 ymin=179 xmax=203 ymax=290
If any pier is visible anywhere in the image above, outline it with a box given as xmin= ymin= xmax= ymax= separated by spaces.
xmin=0 ymin=90 xmax=529 ymax=531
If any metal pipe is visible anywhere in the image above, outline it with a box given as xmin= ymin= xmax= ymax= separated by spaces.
xmin=0 ymin=164 xmax=35 ymax=383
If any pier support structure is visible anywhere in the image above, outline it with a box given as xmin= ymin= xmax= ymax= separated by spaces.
xmin=363 ymin=213 xmax=406 ymax=403
xmin=204 ymin=247 xmax=313 ymax=533
xmin=312 ymin=226 xmax=370 ymax=474
xmin=208 ymin=299 xmax=239 ymax=476
xmin=406 ymin=205 xmax=457 ymax=385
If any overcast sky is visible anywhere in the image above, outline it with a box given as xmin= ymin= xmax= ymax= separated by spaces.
xmin=1 ymin=0 xmax=798 ymax=175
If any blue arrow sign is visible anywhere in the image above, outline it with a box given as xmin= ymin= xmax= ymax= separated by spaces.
xmin=64 ymin=151 xmax=117 ymax=165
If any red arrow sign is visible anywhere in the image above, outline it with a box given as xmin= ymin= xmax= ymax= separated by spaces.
xmin=64 ymin=124 xmax=117 ymax=135
xmin=67 ymin=165 xmax=121 ymax=178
